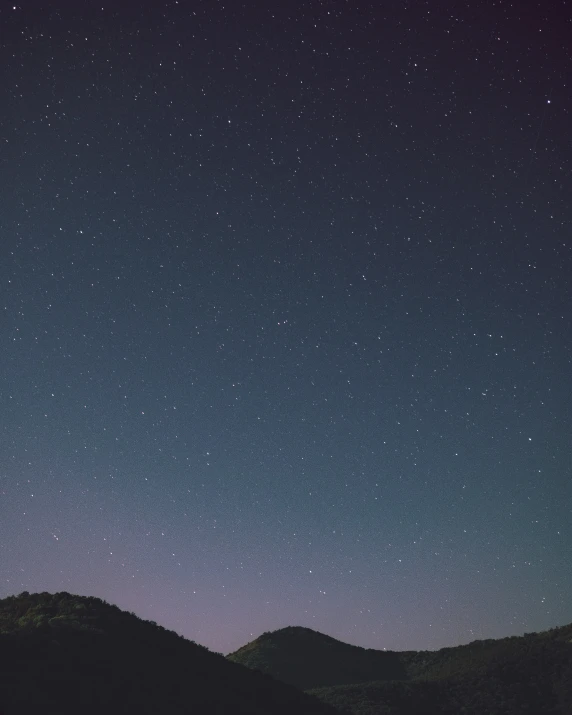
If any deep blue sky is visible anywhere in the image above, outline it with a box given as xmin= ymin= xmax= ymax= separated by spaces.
xmin=1 ymin=0 xmax=571 ymax=654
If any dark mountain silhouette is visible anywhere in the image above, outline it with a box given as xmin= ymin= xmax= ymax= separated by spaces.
xmin=0 ymin=592 xmax=336 ymax=715
xmin=228 ymin=626 xmax=409 ymax=689
xmin=228 ymin=624 xmax=572 ymax=714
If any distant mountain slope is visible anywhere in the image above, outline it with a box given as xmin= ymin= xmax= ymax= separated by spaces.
xmin=308 ymin=680 xmax=441 ymax=715
xmin=0 ymin=592 xmax=336 ymax=715
xmin=228 ymin=626 xmax=409 ymax=689
xmin=228 ymin=624 xmax=572 ymax=714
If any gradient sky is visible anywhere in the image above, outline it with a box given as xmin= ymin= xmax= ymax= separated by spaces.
xmin=1 ymin=0 xmax=571 ymax=655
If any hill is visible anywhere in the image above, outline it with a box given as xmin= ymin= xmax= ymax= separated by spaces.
xmin=227 ymin=626 xmax=409 ymax=689
xmin=228 ymin=624 xmax=572 ymax=714
xmin=0 ymin=592 xmax=336 ymax=715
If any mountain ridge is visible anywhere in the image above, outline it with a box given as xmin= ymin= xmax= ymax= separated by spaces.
xmin=228 ymin=621 xmax=572 ymax=713
xmin=2 ymin=591 xmax=571 ymax=714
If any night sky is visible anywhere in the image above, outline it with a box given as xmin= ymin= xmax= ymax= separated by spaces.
xmin=1 ymin=1 xmax=571 ymax=655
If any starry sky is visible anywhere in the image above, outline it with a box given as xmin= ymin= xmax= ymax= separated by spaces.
xmin=1 ymin=0 xmax=571 ymax=655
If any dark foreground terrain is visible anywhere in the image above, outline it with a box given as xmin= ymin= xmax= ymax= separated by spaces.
xmin=1 ymin=591 xmax=571 ymax=714
xmin=0 ymin=592 xmax=335 ymax=715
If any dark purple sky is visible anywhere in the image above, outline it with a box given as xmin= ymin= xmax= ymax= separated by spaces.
xmin=1 ymin=0 xmax=571 ymax=654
